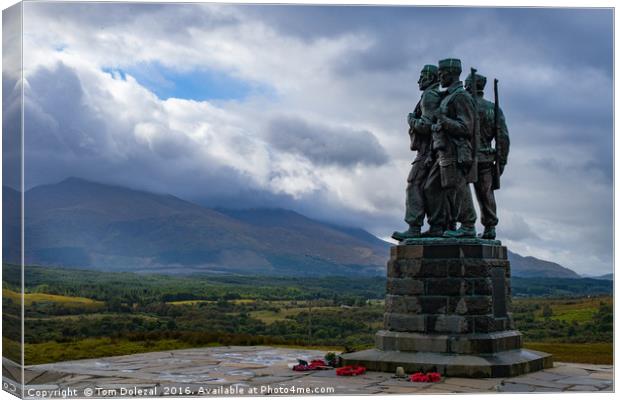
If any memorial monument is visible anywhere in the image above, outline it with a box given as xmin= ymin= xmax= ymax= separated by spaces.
xmin=341 ymin=58 xmax=553 ymax=378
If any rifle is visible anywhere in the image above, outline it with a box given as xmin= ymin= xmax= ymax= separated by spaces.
xmin=492 ymin=79 xmax=501 ymax=190
xmin=466 ymin=67 xmax=479 ymax=183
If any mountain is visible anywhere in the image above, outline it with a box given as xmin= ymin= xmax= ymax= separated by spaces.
xmin=8 ymin=178 xmax=388 ymax=276
xmin=2 ymin=185 xmax=21 ymax=264
xmin=590 ymin=273 xmax=613 ymax=280
xmin=3 ymin=178 xmax=581 ymax=278
xmin=507 ymin=251 xmax=581 ymax=279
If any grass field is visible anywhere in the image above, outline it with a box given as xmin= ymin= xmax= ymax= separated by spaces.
xmin=514 ymin=296 xmax=612 ymax=323
xmin=547 ymin=297 xmax=612 ymax=323
xmin=168 ymin=299 xmax=215 ymax=305
xmin=168 ymin=299 xmax=317 ymax=306
xmin=525 ymin=342 xmax=613 ymax=365
xmin=249 ymin=306 xmax=342 ymax=324
xmin=3 ymin=289 xmax=104 ymax=309
xmin=2 ymin=338 xmax=21 ymax=364
xmin=168 ymin=299 xmax=260 ymax=305
xmin=25 ymin=313 xmax=160 ymax=322
xmin=550 ymin=308 xmax=598 ymax=323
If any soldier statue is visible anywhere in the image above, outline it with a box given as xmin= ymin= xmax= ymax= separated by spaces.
xmin=392 ymin=65 xmax=443 ymax=241
xmin=465 ymin=71 xmax=510 ymax=239
xmin=423 ymin=58 xmax=477 ymax=238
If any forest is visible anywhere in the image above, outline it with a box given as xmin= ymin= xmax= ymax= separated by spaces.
xmin=2 ymin=264 xmax=613 ymax=365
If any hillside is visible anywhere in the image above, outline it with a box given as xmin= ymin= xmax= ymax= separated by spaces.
xmin=2 ymin=178 xmax=582 ymax=278
xmin=508 ymin=251 xmax=580 ymax=279
xmin=9 ymin=178 xmax=387 ymax=276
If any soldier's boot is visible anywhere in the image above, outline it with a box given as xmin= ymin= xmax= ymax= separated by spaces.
xmin=443 ymin=224 xmax=476 ymax=238
xmin=421 ymin=225 xmax=444 ymax=238
xmin=391 ymin=225 xmax=422 ymax=241
xmin=480 ymin=226 xmax=496 ymax=240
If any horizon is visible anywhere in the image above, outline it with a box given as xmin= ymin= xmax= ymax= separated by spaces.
xmin=2 ymin=4 xmax=613 ymax=276
xmin=3 ymin=175 xmax=611 ymax=277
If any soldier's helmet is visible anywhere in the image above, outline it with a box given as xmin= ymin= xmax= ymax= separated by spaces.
xmin=438 ymin=58 xmax=462 ymax=73
xmin=465 ymin=72 xmax=487 ymax=91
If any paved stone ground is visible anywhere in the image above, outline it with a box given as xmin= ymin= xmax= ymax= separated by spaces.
xmin=2 ymin=346 xmax=613 ymax=397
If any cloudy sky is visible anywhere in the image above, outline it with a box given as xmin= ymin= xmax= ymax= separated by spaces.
xmin=6 ymin=3 xmax=613 ymax=275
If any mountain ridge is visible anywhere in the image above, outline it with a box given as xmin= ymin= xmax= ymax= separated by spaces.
xmin=2 ymin=178 xmax=581 ymax=278
xmin=588 ymin=273 xmax=613 ymax=280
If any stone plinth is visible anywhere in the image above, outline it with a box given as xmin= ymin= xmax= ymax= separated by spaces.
xmin=341 ymin=241 xmax=553 ymax=378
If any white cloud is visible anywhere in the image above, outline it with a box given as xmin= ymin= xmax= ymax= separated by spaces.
xmin=16 ymin=3 xmax=613 ymax=276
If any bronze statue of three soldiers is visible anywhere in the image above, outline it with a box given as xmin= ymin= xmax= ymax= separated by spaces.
xmin=393 ymin=58 xmax=510 ymax=241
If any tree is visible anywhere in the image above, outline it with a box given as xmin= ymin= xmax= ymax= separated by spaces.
xmin=567 ymin=325 xmax=576 ymax=337
xmin=542 ymin=304 xmax=553 ymax=318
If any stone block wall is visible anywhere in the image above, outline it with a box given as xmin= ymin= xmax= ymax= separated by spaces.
xmin=383 ymin=243 xmax=514 ymax=335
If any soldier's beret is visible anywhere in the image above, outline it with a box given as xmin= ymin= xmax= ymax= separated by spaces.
xmin=465 ymin=72 xmax=487 ymax=89
xmin=421 ymin=64 xmax=438 ymax=75
xmin=438 ymin=58 xmax=462 ymax=71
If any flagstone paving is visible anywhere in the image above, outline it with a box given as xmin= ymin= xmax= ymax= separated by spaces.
xmin=2 ymin=346 xmax=614 ymax=397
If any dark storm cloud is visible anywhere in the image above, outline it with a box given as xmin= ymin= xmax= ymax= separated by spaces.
xmin=25 ymin=63 xmax=110 ymax=156
xmin=26 ymin=2 xmax=163 ymax=25
xmin=494 ymin=8 xmax=613 ymax=76
xmin=344 ymin=7 xmax=613 ymax=197
xmin=256 ymin=5 xmax=612 ymax=92
xmin=16 ymin=4 xmax=613 ymax=275
xmin=22 ymin=62 xmax=243 ymax=201
xmin=498 ymin=214 xmax=540 ymax=242
xmin=266 ymin=116 xmax=389 ymax=167
xmin=26 ymin=2 xmax=241 ymax=34
xmin=3 ymin=3 xmax=22 ymax=190
xmin=2 ymin=74 xmax=21 ymax=190
xmin=242 ymin=6 xmax=477 ymax=42
xmin=23 ymin=2 xmax=243 ymax=67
